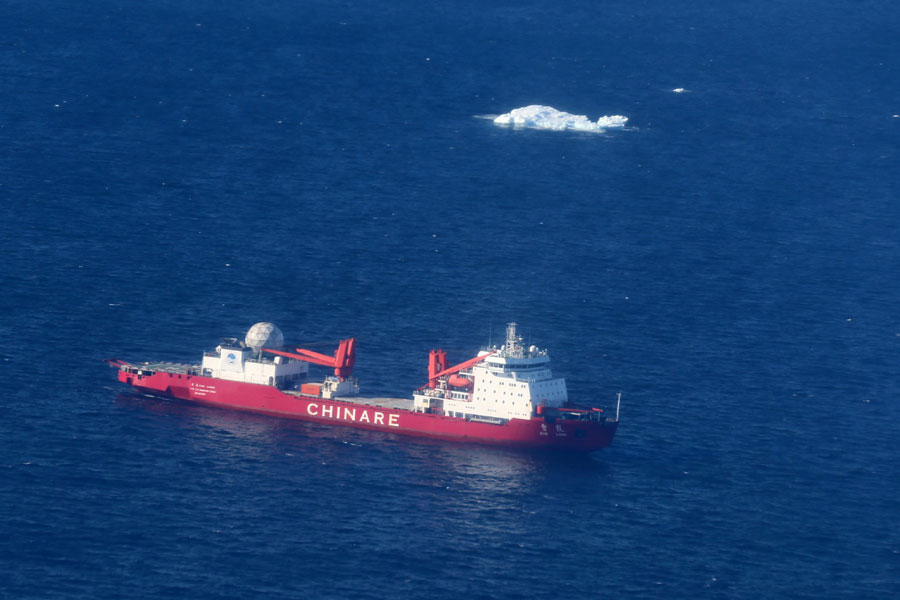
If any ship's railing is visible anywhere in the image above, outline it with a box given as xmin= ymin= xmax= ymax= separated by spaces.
xmin=550 ymin=394 xmax=620 ymax=422
xmin=467 ymin=415 xmax=508 ymax=425
xmin=122 ymin=362 xmax=202 ymax=376
xmin=245 ymin=356 xmax=276 ymax=365
xmin=551 ymin=407 xmax=607 ymax=422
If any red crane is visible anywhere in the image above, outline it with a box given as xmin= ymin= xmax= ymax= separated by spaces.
xmin=421 ymin=349 xmax=495 ymax=390
xmin=264 ymin=338 xmax=357 ymax=380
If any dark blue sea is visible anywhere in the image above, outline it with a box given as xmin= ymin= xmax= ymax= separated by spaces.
xmin=2 ymin=1 xmax=899 ymax=597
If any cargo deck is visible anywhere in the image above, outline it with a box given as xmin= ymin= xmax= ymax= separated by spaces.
xmin=283 ymin=391 xmax=414 ymax=411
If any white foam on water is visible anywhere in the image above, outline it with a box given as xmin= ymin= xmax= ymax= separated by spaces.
xmin=492 ymin=105 xmax=627 ymax=133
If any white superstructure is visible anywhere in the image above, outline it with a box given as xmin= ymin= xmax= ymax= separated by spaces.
xmin=197 ymin=323 xmax=360 ymax=398
xmin=201 ymin=336 xmax=309 ymax=387
xmin=413 ymin=323 xmax=568 ymax=421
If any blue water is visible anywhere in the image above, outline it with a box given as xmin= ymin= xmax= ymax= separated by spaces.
xmin=2 ymin=0 xmax=899 ymax=597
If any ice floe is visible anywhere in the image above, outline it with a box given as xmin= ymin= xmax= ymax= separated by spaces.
xmin=493 ymin=105 xmax=627 ymax=133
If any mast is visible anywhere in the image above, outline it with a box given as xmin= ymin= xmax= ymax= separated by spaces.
xmin=505 ymin=322 xmax=523 ymax=358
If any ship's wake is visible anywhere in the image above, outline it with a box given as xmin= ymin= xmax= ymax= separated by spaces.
xmin=491 ymin=105 xmax=627 ymax=133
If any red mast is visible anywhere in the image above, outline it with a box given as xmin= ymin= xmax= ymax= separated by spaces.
xmin=427 ymin=349 xmax=447 ymax=389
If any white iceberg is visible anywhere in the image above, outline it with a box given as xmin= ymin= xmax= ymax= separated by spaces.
xmin=493 ymin=105 xmax=627 ymax=133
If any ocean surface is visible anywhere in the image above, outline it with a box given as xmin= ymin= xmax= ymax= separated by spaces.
xmin=2 ymin=1 xmax=899 ymax=598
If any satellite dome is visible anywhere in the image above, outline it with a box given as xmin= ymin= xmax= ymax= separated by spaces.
xmin=245 ymin=322 xmax=284 ymax=353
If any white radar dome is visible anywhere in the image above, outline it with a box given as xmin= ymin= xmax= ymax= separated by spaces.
xmin=245 ymin=322 xmax=284 ymax=353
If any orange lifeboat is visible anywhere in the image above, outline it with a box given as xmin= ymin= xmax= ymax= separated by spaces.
xmin=448 ymin=375 xmax=473 ymax=389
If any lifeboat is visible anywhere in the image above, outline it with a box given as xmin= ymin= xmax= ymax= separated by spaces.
xmin=448 ymin=375 xmax=473 ymax=389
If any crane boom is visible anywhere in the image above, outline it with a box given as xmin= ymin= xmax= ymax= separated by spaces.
xmin=418 ymin=351 xmax=495 ymax=390
xmin=264 ymin=338 xmax=356 ymax=380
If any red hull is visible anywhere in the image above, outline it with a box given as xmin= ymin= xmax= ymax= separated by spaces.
xmin=117 ymin=369 xmax=617 ymax=451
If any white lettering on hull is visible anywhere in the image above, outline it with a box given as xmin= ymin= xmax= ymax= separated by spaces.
xmin=306 ymin=402 xmax=399 ymax=427
xmin=191 ymin=382 xmax=217 ymax=397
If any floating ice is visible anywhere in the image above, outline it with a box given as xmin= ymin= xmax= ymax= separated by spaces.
xmin=493 ymin=105 xmax=627 ymax=133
